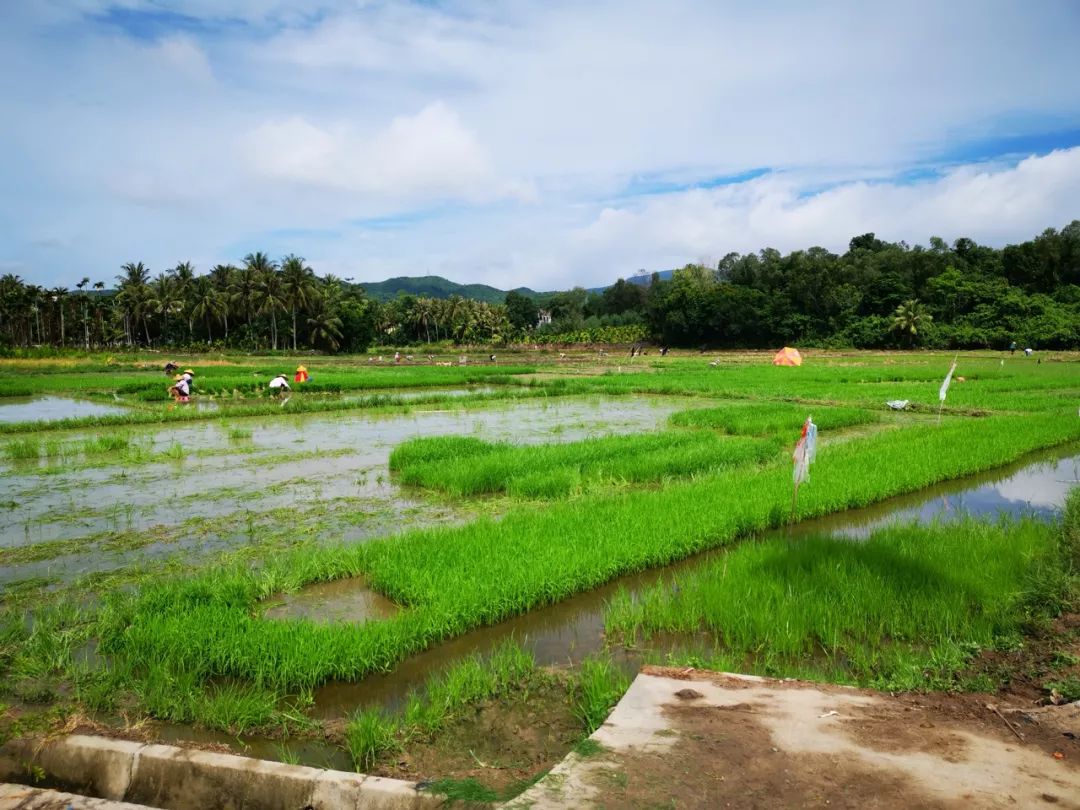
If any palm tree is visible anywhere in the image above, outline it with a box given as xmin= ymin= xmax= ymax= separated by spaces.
xmin=151 ymin=273 xmax=184 ymax=345
xmin=75 ymin=277 xmax=91 ymax=349
xmin=891 ymin=299 xmax=932 ymax=346
xmin=238 ymin=253 xmax=276 ymax=343
xmin=209 ymin=265 xmax=236 ymax=340
xmin=171 ymin=262 xmax=196 ymax=341
xmin=256 ymin=266 xmax=286 ymax=350
xmin=49 ymin=287 xmax=69 ymax=346
xmin=280 ymin=255 xmax=318 ymax=350
xmin=307 ymin=302 xmax=343 ymax=352
xmin=191 ymin=277 xmax=227 ymax=342
xmin=117 ymin=262 xmax=152 ymax=345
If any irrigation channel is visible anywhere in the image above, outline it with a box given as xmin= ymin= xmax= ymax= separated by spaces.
xmin=151 ymin=442 xmax=1080 ymax=769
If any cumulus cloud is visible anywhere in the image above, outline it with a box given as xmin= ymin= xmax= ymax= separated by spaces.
xmin=566 ymin=148 xmax=1080 ymax=275
xmin=2 ymin=1 xmax=1079 ymax=287
xmin=245 ymin=102 xmax=529 ymax=203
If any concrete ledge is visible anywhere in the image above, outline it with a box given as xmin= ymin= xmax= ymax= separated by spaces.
xmin=0 ymin=782 xmax=155 ymax=809
xmin=0 ymin=736 xmax=439 ymax=810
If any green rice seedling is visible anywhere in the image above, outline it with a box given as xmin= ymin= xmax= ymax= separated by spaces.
xmin=79 ymin=433 xmax=132 ymax=455
xmin=226 ymin=425 xmax=253 ymax=440
xmin=345 ymin=707 xmax=400 ymax=771
xmin=392 ymin=431 xmax=778 ymax=498
xmin=3 ymin=437 xmax=41 ymax=460
xmin=194 ymin=682 xmax=281 ymax=734
xmin=572 ymin=655 xmax=630 ymax=733
xmin=604 ymin=517 xmax=1067 ymax=690
xmin=98 ymin=411 xmax=1080 ymax=696
xmin=670 ymin=402 xmax=877 ymax=436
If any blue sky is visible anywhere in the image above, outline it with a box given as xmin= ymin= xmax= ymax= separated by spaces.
xmin=2 ymin=1 xmax=1079 ymax=290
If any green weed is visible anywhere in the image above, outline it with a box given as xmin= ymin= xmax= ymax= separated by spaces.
xmin=572 ymin=656 xmax=630 ymax=733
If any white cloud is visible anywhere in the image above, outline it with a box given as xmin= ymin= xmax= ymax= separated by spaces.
xmin=1 ymin=1 xmax=1079 ymax=288
xmin=244 ymin=102 xmax=529 ymax=203
xmin=565 ymin=149 xmax=1080 ymax=276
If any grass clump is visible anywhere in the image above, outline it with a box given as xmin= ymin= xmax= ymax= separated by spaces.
xmin=670 ymin=401 xmax=877 ymax=436
xmin=605 ymin=516 xmax=1072 ymax=690
xmin=345 ymin=707 xmax=400 ymax=771
xmin=226 ymin=425 xmax=254 ymax=440
xmin=572 ymin=656 xmax=631 ymax=734
xmin=3 ymin=437 xmax=41 ymax=461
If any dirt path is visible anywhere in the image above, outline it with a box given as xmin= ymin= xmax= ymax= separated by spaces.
xmin=507 ymin=667 xmax=1080 ymax=809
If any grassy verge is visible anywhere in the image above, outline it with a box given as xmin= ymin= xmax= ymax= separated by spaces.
xmin=91 ymin=412 xmax=1080 ymax=698
xmin=389 ymin=431 xmax=779 ymax=498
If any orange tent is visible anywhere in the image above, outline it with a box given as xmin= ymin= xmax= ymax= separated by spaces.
xmin=772 ymin=347 xmax=803 ymax=366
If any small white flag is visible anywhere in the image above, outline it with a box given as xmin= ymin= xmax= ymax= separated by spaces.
xmin=939 ymin=359 xmax=958 ymax=403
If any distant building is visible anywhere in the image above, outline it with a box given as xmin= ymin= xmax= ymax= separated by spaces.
xmin=536 ymin=309 xmax=553 ymax=327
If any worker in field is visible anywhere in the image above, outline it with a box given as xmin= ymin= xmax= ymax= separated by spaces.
xmin=169 ymin=374 xmax=191 ymax=403
xmin=294 ymin=365 xmax=309 ymax=383
xmin=269 ymin=373 xmax=291 ymax=397
xmin=163 ymin=361 xmax=178 ymax=375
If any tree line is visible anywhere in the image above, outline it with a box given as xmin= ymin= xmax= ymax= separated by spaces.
xmin=0 ymin=253 xmax=514 ymax=352
xmin=531 ymin=222 xmax=1080 ymax=349
xmin=2 ymin=222 xmax=1078 ymax=352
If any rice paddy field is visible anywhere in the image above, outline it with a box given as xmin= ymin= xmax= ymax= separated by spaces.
xmin=1 ymin=348 xmax=1079 ymax=796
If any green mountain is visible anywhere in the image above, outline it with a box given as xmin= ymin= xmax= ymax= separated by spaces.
xmin=355 ymin=275 xmax=544 ymax=304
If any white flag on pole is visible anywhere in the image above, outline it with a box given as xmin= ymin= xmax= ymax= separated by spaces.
xmin=939 ymin=358 xmax=958 ymax=403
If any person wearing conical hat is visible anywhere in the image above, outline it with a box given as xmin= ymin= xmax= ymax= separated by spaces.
xmin=294 ymin=365 xmax=309 ymax=383
xmin=269 ymin=373 xmax=291 ymax=397
xmin=169 ymin=373 xmax=191 ymax=403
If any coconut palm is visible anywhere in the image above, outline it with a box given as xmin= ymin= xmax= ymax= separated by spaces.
xmin=280 ymin=255 xmax=318 ymax=350
xmin=256 ymin=266 xmax=286 ymax=350
xmin=209 ymin=264 xmax=236 ymax=340
xmin=307 ymin=302 xmax=343 ymax=352
xmin=191 ymin=277 xmax=227 ymax=342
xmin=150 ymin=273 xmax=184 ymax=344
xmin=117 ymin=262 xmax=152 ymax=345
xmin=890 ymin=299 xmax=932 ymax=346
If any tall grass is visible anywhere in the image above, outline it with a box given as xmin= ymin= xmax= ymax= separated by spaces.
xmin=390 ymin=432 xmax=780 ymax=498
xmin=97 ymin=411 xmax=1080 ymax=694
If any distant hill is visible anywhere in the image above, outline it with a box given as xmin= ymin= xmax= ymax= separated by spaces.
xmin=356 ymin=270 xmax=676 ymax=304
xmin=356 ymin=275 xmax=543 ymax=304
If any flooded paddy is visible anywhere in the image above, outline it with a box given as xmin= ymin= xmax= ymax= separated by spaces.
xmin=0 ymin=395 xmax=130 ymax=423
xmin=1 ymin=394 xmax=693 ymax=586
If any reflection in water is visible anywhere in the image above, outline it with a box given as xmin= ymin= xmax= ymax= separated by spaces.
xmin=0 ymin=396 xmax=129 ymax=423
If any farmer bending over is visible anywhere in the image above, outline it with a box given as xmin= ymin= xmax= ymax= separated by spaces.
xmin=269 ymin=374 xmax=291 ymax=396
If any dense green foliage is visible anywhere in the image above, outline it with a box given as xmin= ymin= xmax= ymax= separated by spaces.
xmin=645 ymin=224 xmax=1080 ymax=349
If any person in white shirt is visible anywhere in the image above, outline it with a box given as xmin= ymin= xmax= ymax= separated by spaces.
xmin=268 ymin=374 xmax=291 ymax=397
